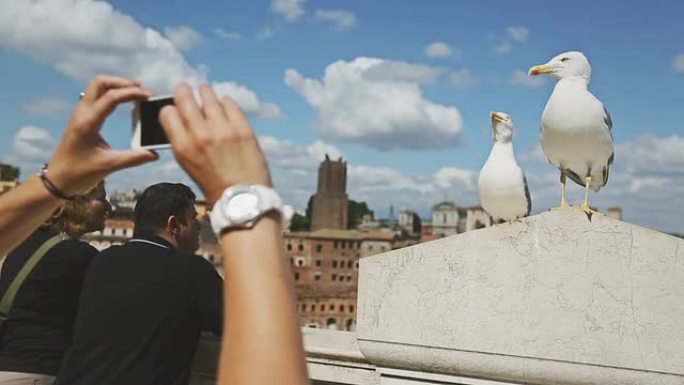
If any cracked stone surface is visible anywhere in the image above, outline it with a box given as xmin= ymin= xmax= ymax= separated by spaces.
xmin=357 ymin=209 xmax=684 ymax=384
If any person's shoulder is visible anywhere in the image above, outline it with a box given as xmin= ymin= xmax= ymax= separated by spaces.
xmin=180 ymin=251 xmax=219 ymax=275
xmin=50 ymin=238 xmax=98 ymax=260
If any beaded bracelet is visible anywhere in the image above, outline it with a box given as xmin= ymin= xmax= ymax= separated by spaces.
xmin=39 ymin=165 xmax=75 ymax=201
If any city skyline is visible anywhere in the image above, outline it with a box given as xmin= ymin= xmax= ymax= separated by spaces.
xmin=1 ymin=0 xmax=682 ymax=233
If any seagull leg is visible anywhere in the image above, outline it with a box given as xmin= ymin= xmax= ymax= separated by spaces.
xmin=558 ymin=170 xmax=570 ymax=209
xmin=579 ymin=176 xmax=598 ymax=215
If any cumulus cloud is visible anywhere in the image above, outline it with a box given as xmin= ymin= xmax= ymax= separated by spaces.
xmin=21 ymin=97 xmax=71 ymax=116
xmin=425 ymin=42 xmax=456 ymax=58
xmin=164 ymin=25 xmax=203 ymax=52
xmin=673 ymin=54 xmax=684 ymax=73
xmin=2 ymin=126 xmax=57 ymax=175
xmin=506 ymin=26 xmax=529 ymax=42
xmin=284 ymin=57 xmax=463 ymax=150
xmin=256 ymin=25 xmax=278 ymax=41
xmin=434 ymin=167 xmax=477 ymax=189
xmin=258 ymin=136 xmax=342 ymax=169
xmin=495 ymin=41 xmax=512 ymax=55
xmin=520 ymin=144 xmax=547 ymax=164
xmin=617 ymin=134 xmax=684 ymax=175
xmin=491 ymin=26 xmax=529 ymax=55
xmin=510 ymin=70 xmax=546 ymax=87
xmin=270 ymin=0 xmax=305 ymax=21
xmin=0 ymin=0 xmax=281 ymax=119
xmin=214 ymin=28 xmax=241 ymax=41
xmin=449 ymin=68 xmax=477 ymax=86
xmin=212 ymin=82 xmax=283 ymax=119
xmin=314 ymin=9 xmax=358 ymax=31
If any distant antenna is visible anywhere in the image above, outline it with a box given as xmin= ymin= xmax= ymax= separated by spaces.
xmin=389 ymin=204 xmax=394 ymax=219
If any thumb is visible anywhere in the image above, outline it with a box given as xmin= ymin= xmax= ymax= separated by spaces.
xmin=107 ymin=149 xmax=160 ymax=172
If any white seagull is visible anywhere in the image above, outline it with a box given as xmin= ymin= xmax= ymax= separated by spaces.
xmin=529 ymin=51 xmax=614 ymax=214
xmin=478 ymin=111 xmax=531 ymax=222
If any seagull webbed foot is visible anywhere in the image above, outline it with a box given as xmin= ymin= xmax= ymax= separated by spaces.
xmin=579 ymin=204 xmax=598 ymax=215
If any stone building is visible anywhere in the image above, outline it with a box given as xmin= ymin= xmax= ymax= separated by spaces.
xmin=284 ymin=229 xmax=397 ymax=331
xmin=429 ymin=201 xmax=493 ymax=237
xmin=311 ymin=155 xmax=348 ymax=231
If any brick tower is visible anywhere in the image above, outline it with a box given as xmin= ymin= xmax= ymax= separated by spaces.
xmin=311 ymin=155 xmax=348 ymax=231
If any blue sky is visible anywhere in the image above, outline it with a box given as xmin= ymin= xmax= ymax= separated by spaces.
xmin=1 ymin=0 xmax=683 ymax=232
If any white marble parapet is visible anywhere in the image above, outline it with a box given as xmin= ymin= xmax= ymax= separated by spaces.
xmin=357 ymin=209 xmax=684 ymax=385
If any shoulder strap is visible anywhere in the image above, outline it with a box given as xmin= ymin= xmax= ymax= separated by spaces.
xmin=0 ymin=233 xmax=70 ymax=320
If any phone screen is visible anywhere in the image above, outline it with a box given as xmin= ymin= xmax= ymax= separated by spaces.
xmin=139 ymin=97 xmax=174 ymax=147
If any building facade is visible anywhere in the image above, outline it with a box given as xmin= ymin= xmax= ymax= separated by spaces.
xmin=284 ymin=229 xmax=397 ymax=331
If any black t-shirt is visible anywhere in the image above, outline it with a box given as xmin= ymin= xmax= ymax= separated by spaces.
xmin=55 ymin=233 xmax=223 ymax=385
xmin=0 ymin=230 xmax=97 ymax=375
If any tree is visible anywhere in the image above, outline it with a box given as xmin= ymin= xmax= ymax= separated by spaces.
xmin=289 ymin=196 xmax=313 ymax=232
xmin=347 ymin=200 xmax=373 ymax=229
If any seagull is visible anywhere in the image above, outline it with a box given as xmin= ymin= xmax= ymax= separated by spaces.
xmin=528 ymin=51 xmax=614 ymax=214
xmin=478 ymin=111 xmax=531 ymax=222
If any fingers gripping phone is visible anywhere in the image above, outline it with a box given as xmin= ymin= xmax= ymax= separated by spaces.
xmin=132 ymin=95 xmax=174 ymax=150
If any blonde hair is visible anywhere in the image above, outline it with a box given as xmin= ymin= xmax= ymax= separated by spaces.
xmin=41 ymin=181 xmax=105 ymax=238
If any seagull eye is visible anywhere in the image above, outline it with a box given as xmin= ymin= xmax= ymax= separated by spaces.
xmin=560 ymin=57 xmax=569 ymax=62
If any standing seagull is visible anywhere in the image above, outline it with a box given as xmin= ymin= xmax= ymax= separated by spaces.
xmin=478 ymin=111 xmax=531 ymax=222
xmin=528 ymin=51 xmax=614 ymax=214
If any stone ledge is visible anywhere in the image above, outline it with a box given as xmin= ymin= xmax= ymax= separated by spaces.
xmin=357 ymin=209 xmax=684 ymax=385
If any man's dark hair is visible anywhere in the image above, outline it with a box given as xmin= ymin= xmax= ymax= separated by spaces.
xmin=134 ymin=183 xmax=196 ymax=233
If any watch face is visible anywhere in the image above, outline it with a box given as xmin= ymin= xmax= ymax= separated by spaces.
xmin=224 ymin=192 xmax=261 ymax=223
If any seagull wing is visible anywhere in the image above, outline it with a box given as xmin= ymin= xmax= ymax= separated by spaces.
xmin=523 ymin=173 xmax=532 ymax=216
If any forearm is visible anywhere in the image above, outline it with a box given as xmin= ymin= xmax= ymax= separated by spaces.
xmin=0 ymin=175 xmax=61 ymax=257
xmin=217 ymin=214 xmax=309 ymax=385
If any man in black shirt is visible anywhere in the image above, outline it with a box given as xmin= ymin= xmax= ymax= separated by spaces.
xmin=55 ymin=183 xmax=223 ymax=385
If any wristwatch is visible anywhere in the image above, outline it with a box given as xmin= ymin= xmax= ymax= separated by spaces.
xmin=209 ymin=184 xmax=293 ymax=236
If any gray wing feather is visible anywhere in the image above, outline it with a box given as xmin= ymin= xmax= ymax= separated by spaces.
xmin=603 ymin=105 xmax=613 ymax=138
xmin=523 ymin=173 xmax=531 ymax=216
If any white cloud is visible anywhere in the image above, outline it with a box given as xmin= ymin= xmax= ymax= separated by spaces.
xmin=362 ymin=61 xmax=443 ymax=84
xmin=617 ymin=134 xmax=684 ymax=175
xmin=0 ymin=0 xmax=281 ymax=119
xmin=434 ymin=167 xmax=477 ymax=189
xmin=520 ymin=144 xmax=547 ymax=164
xmin=214 ymin=28 xmax=241 ymax=41
xmin=21 ymin=97 xmax=71 ymax=116
xmin=212 ymin=82 xmax=283 ymax=119
xmin=12 ymin=126 xmax=57 ymax=163
xmin=510 ymin=70 xmax=546 ymax=87
xmin=495 ymin=41 xmax=512 ymax=55
xmin=163 ymin=25 xmax=203 ymax=52
xmin=314 ymin=9 xmax=358 ymax=31
xmin=256 ymin=25 xmax=277 ymax=41
xmin=270 ymin=0 xmax=306 ymax=21
xmin=258 ymin=136 xmax=342 ymax=169
xmin=425 ymin=42 xmax=455 ymax=58
xmin=506 ymin=26 xmax=529 ymax=42
xmin=2 ymin=126 xmax=57 ymax=175
xmin=673 ymin=54 xmax=684 ymax=73
xmin=449 ymin=68 xmax=477 ymax=86
xmin=284 ymin=57 xmax=463 ymax=150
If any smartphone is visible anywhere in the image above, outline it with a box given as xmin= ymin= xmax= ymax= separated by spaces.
xmin=131 ymin=95 xmax=174 ymax=150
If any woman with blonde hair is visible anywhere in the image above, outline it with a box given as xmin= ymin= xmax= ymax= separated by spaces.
xmin=0 ymin=181 xmax=110 ymax=385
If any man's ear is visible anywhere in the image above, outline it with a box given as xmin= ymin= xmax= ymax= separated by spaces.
xmin=166 ymin=215 xmax=179 ymax=235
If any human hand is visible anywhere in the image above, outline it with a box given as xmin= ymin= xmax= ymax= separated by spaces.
xmin=159 ymin=83 xmax=272 ymax=206
xmin=47 ymin=75 xmax=159 ymax=196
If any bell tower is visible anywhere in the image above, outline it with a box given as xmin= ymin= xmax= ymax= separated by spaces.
xmin=311 ymin=155 xmax=348 ymax=230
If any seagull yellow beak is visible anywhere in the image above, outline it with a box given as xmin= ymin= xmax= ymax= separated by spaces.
xmin=491 ymin=111 xmax=504 ymax=124
xmin=528 ymin=64 xmax=553 ymax=76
